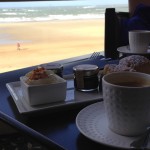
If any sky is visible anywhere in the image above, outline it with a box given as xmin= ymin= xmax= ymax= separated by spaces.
xmin=0 ymin=0 xmax=128 ymax=8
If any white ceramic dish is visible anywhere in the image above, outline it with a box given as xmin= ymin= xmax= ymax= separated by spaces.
xmin=20 ymin=75 xmax=67 ymax=106
xmin=117 ymin=45 xmax=150 ymax=55
xmin=76 ymin=102 xmax=144 ymax=149
xmin=6 ymin=79 xmax=102 ymax=115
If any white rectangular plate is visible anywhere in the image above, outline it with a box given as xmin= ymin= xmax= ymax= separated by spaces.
xmin=6 ymin=79 xmax=102 ymax=115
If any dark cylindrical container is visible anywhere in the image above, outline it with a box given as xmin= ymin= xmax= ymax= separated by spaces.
xmin=73 ymin=64 xmax=99 ymax=92
xmin=42 ymin=63 xmax=63 ymax=77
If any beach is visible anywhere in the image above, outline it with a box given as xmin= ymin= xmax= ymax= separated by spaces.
xmin=0 ymin=19 xmax=104 ymax=73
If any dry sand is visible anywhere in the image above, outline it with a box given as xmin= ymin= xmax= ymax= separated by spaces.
xmin=0 ymin=19 xmax=104 ymax=73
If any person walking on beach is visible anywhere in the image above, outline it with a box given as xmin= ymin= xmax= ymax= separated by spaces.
xmin=17 ymin=42 xmax=21 ymax=50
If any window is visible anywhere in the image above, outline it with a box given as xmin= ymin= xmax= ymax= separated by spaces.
xmin=0 ymin=0 xmax=128 ymax=73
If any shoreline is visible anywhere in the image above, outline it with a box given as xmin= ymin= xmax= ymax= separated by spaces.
xmin=0 ymin=17 xmax=105 ymax=25
xmin=0 ymin=19 xmax=105 ymax=73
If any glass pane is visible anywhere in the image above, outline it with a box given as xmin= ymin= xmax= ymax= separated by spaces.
xmin=0 ymin=0 xmax=128 ymax=73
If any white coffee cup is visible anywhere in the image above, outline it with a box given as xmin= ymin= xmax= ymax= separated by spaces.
xmin=129 ymin=30 xmax=150 ymax=53
xmin=102 ymin=72 xmax=150 ymax=136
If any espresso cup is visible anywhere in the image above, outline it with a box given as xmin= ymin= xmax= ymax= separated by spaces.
xmin=102 ymin=72 xmax=150 ymax=136
xmin=129 ymin=30 xmax=150 ymax=53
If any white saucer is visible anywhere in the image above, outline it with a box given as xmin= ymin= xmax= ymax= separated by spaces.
xmin=117 ymin=45 xmax=150 ymax=55
xmin=76 ymin=102 xmax=141 ymax=149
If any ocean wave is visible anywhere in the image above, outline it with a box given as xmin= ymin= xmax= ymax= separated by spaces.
xmin=2 ymin=12 xmax=17 ymax=15
xmin=0 ymin=14 xmax=104 ymax=23
xmin=27 ymin=9 xmax=38 ymax=12
xmin=48 ymin=14 xmax=104 ymax=20
xmin=2 ymin=9 xmax=9 ymax=12
xmin=83 ymin=6 xmax=96 ymax=9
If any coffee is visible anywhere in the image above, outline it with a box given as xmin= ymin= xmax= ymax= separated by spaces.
xmin=113 ymin=81 xmax=145 ymax=87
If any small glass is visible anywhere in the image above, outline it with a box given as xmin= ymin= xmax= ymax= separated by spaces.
xmin=41 ymin=63 xmax=63 ymax=77
xmin=73 ymin=64 xmax=99 ymax=92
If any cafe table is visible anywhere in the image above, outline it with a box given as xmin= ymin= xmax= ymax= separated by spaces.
xmin=0 ymin=53 xmax=125 ymax=150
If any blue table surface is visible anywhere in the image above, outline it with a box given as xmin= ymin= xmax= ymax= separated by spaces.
xmin=0 ymin=56 xmax=119 ymax=150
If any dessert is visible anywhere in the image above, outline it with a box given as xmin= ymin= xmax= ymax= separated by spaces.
xmin=20 ymin=66 xmax=67 ymax=106
xmin=103 ymin=55 xmax=150 ymax=75
xmin=119 ymin=55 xmax=150 ymax=74
xmin=24 ymin=66 xmax=60 ymax=85
xmin=103 ymin=64 xmax=135 ymax=75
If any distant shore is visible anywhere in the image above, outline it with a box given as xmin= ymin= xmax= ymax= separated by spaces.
xmin=0 ymin=19 xmax=104 ymax=73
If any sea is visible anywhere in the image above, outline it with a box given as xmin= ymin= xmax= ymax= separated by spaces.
xmin=0 ymin=4 xmax=128 ymax=45
xmin=0 ymin=4 xmax=128 ymax=23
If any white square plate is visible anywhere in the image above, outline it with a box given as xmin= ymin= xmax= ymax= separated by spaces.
xmin=6 ymin=79 xmax=102 ymax=115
